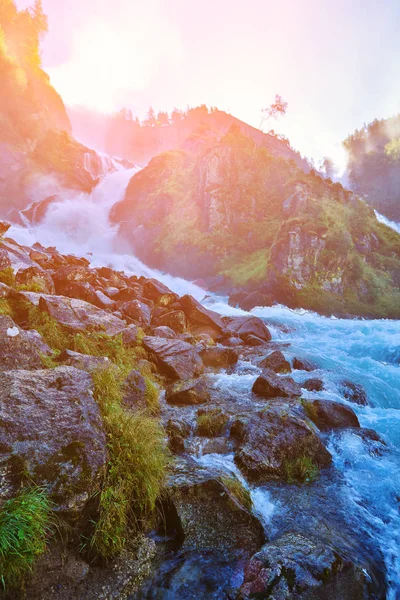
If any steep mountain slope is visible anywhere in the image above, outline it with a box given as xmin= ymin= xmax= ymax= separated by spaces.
xmin=111 ymin=128 xmax=400 ymax=318
xmin=344 ymin=116 xmax=400 ymax=221
xmin=0 ymin=1 xmax=101 ymax=219
xmin=69 ymin=104 xmax=309 ymax=171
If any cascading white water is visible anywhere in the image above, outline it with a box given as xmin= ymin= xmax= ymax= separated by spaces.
xmin=7 ymin=165 xmax=400 ymax=596
xmin=374 ymin=210 xmax=400 ymax=235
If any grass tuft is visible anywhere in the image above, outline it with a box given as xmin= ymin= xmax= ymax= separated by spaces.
xmin=0 ymin=298 xmax=13 ymax=317
xmin=283 ymin=455 xmax=319 ymax=484
xmin=220 ymin=476 xmax=253 ymax=512
xmin=0 ymin=487 xmax=53 ymax=590
xmin=0 ymin=267 xmax=15 ymax=287
xmin=197 ymin=408 xmax=229 ymax=437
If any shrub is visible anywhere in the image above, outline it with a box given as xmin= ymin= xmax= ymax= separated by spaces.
xmin=220 ymin=476 xmax=252 ymax=511
xmin=91 ymin=367 xmax=169 ymax=558
xmin=26 ymin=306 xmax=70 ymax=352
xmin=0 ymin=267 xmax=15 ymax=287
xmin=0 ymin=487 xmax=53 ymax=590
xmin=0 ymin=298 xmax=12 ymax=316
xmin=197 ymin=408 xmax=229 ymax=437
xmin=284 ymin=456 xmax=319 ymax=484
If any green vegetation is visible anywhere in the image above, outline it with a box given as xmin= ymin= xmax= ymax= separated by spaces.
xmin=91 ymin=366 xmax=170 ymax=557
xmin=0 ymin=298 xmax=13 ymax=316
xmin=197 ymin=408 xmax=229 ymax=437
xmin=283 ymin=456 xmax=319 ymax=484
xmin=0 ymin=267 xmax=15 ymax=287
xmin=220 ymin=476 xmax=253 ymax=512
xmin=0 ymin=487 xmax=52 ymax=590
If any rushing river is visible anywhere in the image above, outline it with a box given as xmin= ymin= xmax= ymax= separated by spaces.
xmin=7 ymin=165 xmax=400 ymax=598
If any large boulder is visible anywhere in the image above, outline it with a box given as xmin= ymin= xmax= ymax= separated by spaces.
xmin=166 ymin=378 xmax=211 ymax=405
xmin=226 ymin=315 xmax=272 ymax=343
xmin=293 ymin=357 xmax=318 ymax=372
xmin=119 ymin=300 xmax=151 ymax=326
xmin=17 ymin=292 xmax=127 ymax=335
xmin=15 ymin=265 xmax=55 ymax=294
xmin=0 ymin=315 xmax=51 ymax=370
xmin=122 ymin=369 xmax=147 ymax=411
xmin=143 ymin=278 xmax=178 ymax=307
xmin=240 ymin=532 xmax=372 ymax=599
xmin=303 ymin=400 xmax=360 ymax=431
xmin=258 ymin=350 xmax=291 ymax=373
xmin=339 ymin=380 xmax=369 ymax=406
xmin=0 ymin=367 xmax=106 ymax=516
xmin=143 ymin=336 xmax=204 ymax=380
xmin=0 ymin=221 xmax=11 ymax=236
xmin=200 ymin=345 xmax=239 ymax=368
xmin=155 ymin=310 xmax=187 ymax=333
xmin=234 ymin=406 xmax=332 ymax=481
xmin=180 ymin=295 xmax=225 ymax=337
xmin=59 ymin=349 xmax=110 ymax=373
xmin=252 ymin=369 xmax=302 ymax=399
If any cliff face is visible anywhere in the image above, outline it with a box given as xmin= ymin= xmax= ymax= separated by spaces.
xmin=0 ymin=1 xmax=100 ymax=219
xmin=111 ymin=129 xmax=400 ymax=318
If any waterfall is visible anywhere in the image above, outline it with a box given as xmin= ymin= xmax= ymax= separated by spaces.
xmin=374 ymin=210 xmax=400 ymax=235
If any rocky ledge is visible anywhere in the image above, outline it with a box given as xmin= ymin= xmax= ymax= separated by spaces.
xmin=0 ymin=221 xmax=387 ymax=599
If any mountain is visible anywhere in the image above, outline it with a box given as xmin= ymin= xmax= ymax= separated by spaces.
xmin=111 ymin=127 xmax=400 ymax=318
xmin=344 ymin=115 xmax=400 ymax=221
xmin=68 ymin=104 xmax=309 ymax=170
xmin=0 ymin=1 xmax=104 ymax=219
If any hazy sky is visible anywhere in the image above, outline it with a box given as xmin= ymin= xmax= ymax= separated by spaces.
xmin=16 ymin=0 xmax=400 ymax=170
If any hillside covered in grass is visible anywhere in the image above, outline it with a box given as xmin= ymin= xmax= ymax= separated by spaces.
xmin=111 ymin=127 xmax=400 ymax=318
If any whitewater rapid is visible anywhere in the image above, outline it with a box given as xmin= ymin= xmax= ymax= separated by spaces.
xmin=7 ymin=166 xmax=400 ymax=597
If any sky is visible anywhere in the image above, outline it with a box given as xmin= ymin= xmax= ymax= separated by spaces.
xmin=16 ymin=0 xmax=400 ymax=171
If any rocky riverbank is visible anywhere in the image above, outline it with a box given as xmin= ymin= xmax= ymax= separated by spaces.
xmin=0 ymin=221 xmax=387 ymax=599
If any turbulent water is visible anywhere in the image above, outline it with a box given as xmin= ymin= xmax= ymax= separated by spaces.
xmin=8 ymin=166 xmax=400 ymax=597
xmin=375 ymin=210 xmax=400 ymax=235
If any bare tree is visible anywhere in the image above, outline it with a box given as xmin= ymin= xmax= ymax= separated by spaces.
xmin=259 ymin=94 xmax=288 ymax=132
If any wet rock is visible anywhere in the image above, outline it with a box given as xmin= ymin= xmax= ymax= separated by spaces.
xmin=252 ymin=369 xmax=302 ymax=399
xmin=166 ymin=418 xmax=192 ymax=454
xmin=143 ymin=337 xmax=204 ymax=380
xmin=236 ymin=290 xmax=274 ymax=312
xmin=0 ymin=282 xmax=11 ymax=297
xmin=60 ymin=349 xmax=110 ymax=372
xmin=339 ymin=379 xmax=369 ymax=406
xmin=234 ymin=406 xmax=331 ymax=481
xmin=293 ymin=357 xmax=318 ymax=371
xmin=180 ymin=294 xmax=225 ymax=336
xmin=0 ymin=221 xmax=11 ymax=236
xmin=245 ymin=334 xmax=269 ymax=346
xmin=240 ymin=532 xmax=372 ymax=600
xmin=302 ymin=378 xmax=324 ymax=392
xmin=123 ymin=369 xmax=147 ymax=410
xmin=0 ymin=248 xmax=12 ymax=270
xmin=201 ymin=437 xmax=234 ymax=455
xmin=113 ymin=286 xmax=139 ymax=302
xmin=258 ymin=350 xmax=291 ymax=373
xmin=224 ymin=336 xmax=243 ymax=347
xmin=161 ymin=468 xmax=265 ymax=555
xmin=93 ymin=289 xmax=116 ymax=309
xmin=119 ymin=299 xmax=151 ymax=326
xmin=303 ymin=399 xmax=360 ymax=430
xmin=155 ymin=309 xmax=187 ymax=333
xmin=0 ymin=315 xmax=51 ymax=370
xmin=226 ymin=315 xmax=272 ymax=343
xmin=17 ymin=291 xmax=127 ymax=335
xmin=54 ymin=280 xmax=104 ymax=307
xmin=143 ymin=278 xmax=178 ymax=306
xmin=166 ymin=378 xmax=210 ymax=405
xmin=0 ymin=367 xmax=106 ymax=515
xmin=200 ymin=345 xmax=239 ymax=368
xmin=197 ymin=408 xmax=229 ymax=437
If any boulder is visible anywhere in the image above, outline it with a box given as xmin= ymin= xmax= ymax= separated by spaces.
xmin=15 ymin=266 xmax=55 ymax=294
xmin=155 ymin=310 xmax=187 ymax=333
xmin=234 ymin=407 xmax=331 ymax=481
xmin=0 ymin=248 xmax=12 ymax=271
xmin=166 ymin=378 xmax=210 ymax=405
xmin=240 ymin=532 xmax=372 ymax=600
xmin=293 ymin=357 xmax=318 ymax=371
xmin=152 ymin=326 xmax=177 ymax=339
xmin=143 ymin=337 xmax=204 ymax=380
xmin=120 ymin=324 xmax=139 ymax=347
xmin=17 ymin=292 xmax=127 ymax=335
xmin=0 ymin=367 xmax=106 ymax=515
xmin=303 ymin=400 xmax=360 ymax=430
xmin=0 ymin=315 xmax=51 ymax=370
xmin=0 ymin=221 xmax=11 ymax=236
xmin=238 ymin=290 xmax=274 ymax=311
xmin=244 ymin=334 xmax=269 ymax=347
xmin=180 ymin=294 xmax=225 ymax=336
xmin=339 ymin=380 xmax=369 ymax=406
xmin=252 ymin=369 xmax=302 ymax=399
xmin=161 ymin=468 xmax=264 ymax=555
xmin=143 ymin=278 xmax=178 ymax=306
xmin=226 ymin=315 xmax=271 ymax=343
xmin=200 ymin=345 xmax=239 ymax=368
xmin=53 ymin=280 xmax=104 ymax=307
xmin=59 ymin=349 xmax=110 ymax=372
xmin=303 ymin=378 xmax=324 ymax=392
xmin=119 ymin=300 xmax=151 ymax=326
xmin=166 ymin=418 xmax=192 ymax=453
xmin=113 ymin=287 xmax=139 ymax=302
xmin=258 ymin=350 xmax=291 ymax=373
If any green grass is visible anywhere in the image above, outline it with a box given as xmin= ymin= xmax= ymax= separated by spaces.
xmin=221 ymin=249 xmax=270 ymax=286
xmin=0 ymin=487 xmax=53 ymax=590
xmin=283 ymin=456 xmax=319 ymax=484
xmin=0 ymin=298 xmax=13 ymax=316
xmin=220 ymin=476 xmax=253 ymax=512
xmin=0 ymin=267 xmax=15 ymax=287
xmin=197 ymin=408 xmax=229 ymax=437
xmin=90 ymin=366 xmax=170 ymax=558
